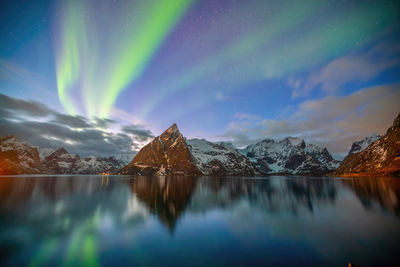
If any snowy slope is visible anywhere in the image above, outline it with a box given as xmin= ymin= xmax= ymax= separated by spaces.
xmin=347 ymin=133 xmax=381 ymax=156
xmin=43 ymin=148 xmax=124 ymax=174
xmin=336 ymin=113 xmax=400 ymax=176
xmin=187 ymin=138 xmax=258 ymax=176
xmin=239 ymin=137 xmax=340 ymax=175
xmin=70 ymin=156 xmax=125 ymax=174
xmin=37 ymin=147 xmax=55 ymax=161
xmin=0 ymin=136 xmax=44 ymax=174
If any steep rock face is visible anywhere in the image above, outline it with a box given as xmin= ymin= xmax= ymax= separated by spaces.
xmin=0 ymin=136 xmax=44 ymax=175
xmin=347 ymin=133 xmax=381 ymax=156
xmin=43 ymin=148 xmax=124 ymax=174
xmin=119 ymin=124 xmax=201 ymax=176
xmin=43 ymin=148 xmax=80 ymax=174
xmin=336 ymin=113 xmax=400 ymax=176
xmin=240 ymin=137 xmax=340 ymax=175
xmin=70 ymin=156 xmax=125 ymax=174
xmin=187 ymin=138 xmax=258 ymax=176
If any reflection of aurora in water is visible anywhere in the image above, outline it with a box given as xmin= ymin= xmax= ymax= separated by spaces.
xmin=0 ymin=176 xmax=400 ymax=266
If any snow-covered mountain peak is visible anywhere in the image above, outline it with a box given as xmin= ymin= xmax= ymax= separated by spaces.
xmin=239 ymin=136 xmax=339 ymax=175
xmin=347 ymin=133 xmax=381 ymax=156
xmin=281 ymin=137 xmax=304 ymax=147
xmin=187 ymin=138 xmax=258 ymax=176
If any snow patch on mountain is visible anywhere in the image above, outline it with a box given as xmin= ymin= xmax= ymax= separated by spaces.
xmin=347 ymin=133 xmax=381 ymax=156
xmin=38 ymin=148 xmax=54 ymax=161
xmin=187 ymin=138 xmax=258 ymax=176
xmin=239 ymin=137 xmax=340 ymax=175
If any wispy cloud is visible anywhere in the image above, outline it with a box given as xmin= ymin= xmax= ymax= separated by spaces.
xmin=0 ymin=94 xmax=154 ymax=157
xmin=222 ymin=83 xmax=400 ymax=155
xmin=0 ymin=59 xmax=53 ymax=96
xmin=290 ymin=41 xmax=400 ymax=98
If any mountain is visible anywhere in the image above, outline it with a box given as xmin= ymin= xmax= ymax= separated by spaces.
xmin=119 ymin=124 xmax=202 ymax=176
xmin=0 ymin=136 xmax=124 ymax=175
xmin=43 ymin=148 xmax=125 ymax=174
xmin=0 ymin=136 xmax=45 ymax=175
xmin=239 ymin=137 xmax=340 ymax=175
xmin=336 ymin=112 xmax=400 ymax=177
xmin=347 ymin=133 xmax=381 ymax=156
xmin=43 ymin=148 xmax=80 ymax=174
xmin=187 ymin=138 xmax=259 ymax=176
xmin=38 ymin=147 xmax=55 ymax=161
xmin=119 ymin=124 xmax=259 ymax=176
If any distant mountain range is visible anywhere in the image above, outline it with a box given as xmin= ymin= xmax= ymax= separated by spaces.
xmin=0 ymin=136 xmax=124 ymax=175
xmin=1 ymin=112 xmax=399 ymax=176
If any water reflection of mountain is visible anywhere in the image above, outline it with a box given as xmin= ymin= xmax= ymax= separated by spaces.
xmin=188 ymin=177 xmax=338 ymax=215
xmin=1 ymin=176 xmax=400 ymax=266
xmin=341 ymin=177 xmax=400 ymax=215
xmin=129 ymin=176 xmax=198 ymax=231
xmin=0 ymin=176 xmax=399 ymax=234
xmin=0 ymin=176 xmax=118 ymax=206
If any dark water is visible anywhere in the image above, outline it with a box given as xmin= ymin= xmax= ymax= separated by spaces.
xmin=0 ymin=176 xmax=399 ymax=266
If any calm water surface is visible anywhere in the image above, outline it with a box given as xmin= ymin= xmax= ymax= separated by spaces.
xmin=0 ymin=176 xmax=399 ymax=266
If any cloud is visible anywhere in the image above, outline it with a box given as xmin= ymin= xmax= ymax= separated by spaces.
xmin=222 ymin=83 xmax=400 ymax=155
xmin=51 ymin=114 xmax=92 ymax=128
xmin=0 ymin=59 xmax=52 ymax=95
xmin=121 ymin=124 xmax=154 ymax=142
xmin=0 ymin=94 xmax=154 ymax=158
xmin=93 ymin=117 xmax=116 ymax=128
xmin=0 ymin=93 xmax=54 ymax=118
xmin=291 ymin=41 xmax=400 ymax=98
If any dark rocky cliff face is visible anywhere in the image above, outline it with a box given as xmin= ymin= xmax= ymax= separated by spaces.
xmin=347 ymin=134 xmax=381 ymax=156
xmin=336 ymin=112 xmax=400 ymax=176
xmin=119 ymin=124 xmax=202 ymax=176
xmin=0 ymin=136 xmax=44 ymax=175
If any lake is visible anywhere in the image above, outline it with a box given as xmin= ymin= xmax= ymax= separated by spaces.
xmin=0 ymin=176 xmax=399 ymax=266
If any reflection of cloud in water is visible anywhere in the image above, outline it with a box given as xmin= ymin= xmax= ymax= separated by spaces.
xmin=0 ymin=176 xmax=400 ymax=266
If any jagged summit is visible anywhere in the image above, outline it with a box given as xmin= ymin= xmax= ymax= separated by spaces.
xmin=119 ymin=124 xmax=201 ymax=176
xmin=0 ymin=135 xmax=44 ymax=174
xmin=164 ymin=123 xmax=179 ymax=134
xmin=282 ymin=136 xmax=304 ymax=147
xmin=159 ymin=123 xmax=182 ymax=147
xmin=239 ymin=137 xmax=339 ymax=175
xmin=347 ymin=133 xmax=381 ymax=156
xmin=336 ymin=112 xmax=400 ymax=176
xmin=49 ymin=147 xmax=69 ymax=156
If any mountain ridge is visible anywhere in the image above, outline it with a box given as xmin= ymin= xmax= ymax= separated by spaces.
xmin=335 ymin=112 xmax=400 ymax=177
xmin=0 ymin=136 xmax=124 ymax=175
xmin=3 ymin=113 xmax=399 ymax=177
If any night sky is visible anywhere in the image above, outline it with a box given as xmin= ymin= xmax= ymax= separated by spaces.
xmin=0 ymin=0 xmax=399 ymax=159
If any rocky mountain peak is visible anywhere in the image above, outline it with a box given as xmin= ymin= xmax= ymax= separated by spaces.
xmin=159 ymin=123 xmax=182 ymax=147
xmin=347 ymin=133 xmax=381 ymax=156
xmin=0 ymin=135 xmax=17 ymax=144
xmin=282 ymin=137 xmax=304 ymax=147
xmin=165 ymin=123 xmax=179 ymax=134
xmin=387 ymin=112 xmax=400 ymax=134
xmin=336 ymin=112 xmax=400 ymax=176
xmin=240 ymin=137 xmax=339 ymax=175
xmin=46 ymin=147 xmax=69 ymax=158
xmin=0 ymin=135 xmax=44 ymax=174
xmin=119 ymin=124 xmax=201 ymax=176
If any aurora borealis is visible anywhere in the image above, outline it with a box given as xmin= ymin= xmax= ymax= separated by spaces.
xmin=1 ymin=0 xmax=400 ymax=157
xmin=54 ymin=0 xmax=195 ymax=118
